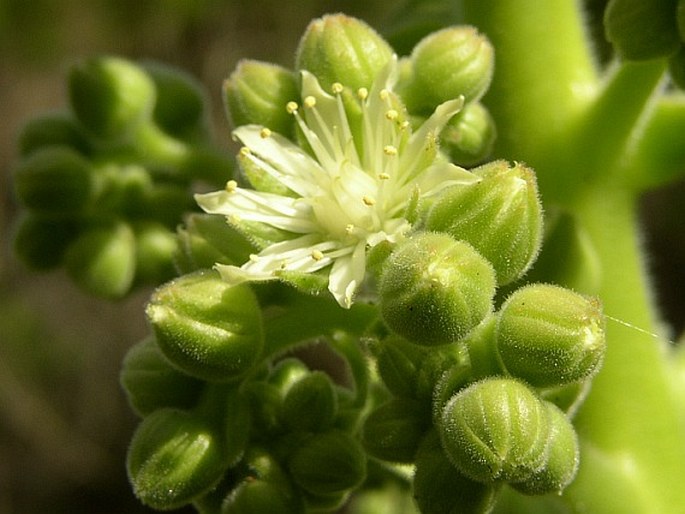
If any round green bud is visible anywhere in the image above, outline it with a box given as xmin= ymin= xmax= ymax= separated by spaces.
xmin=13 ymin=146 xmax=95 ymax=215
xmin=223 ymin=60 xmax=298 ymax=136
xmin=362 ymin=398 xmax=429 ymax=463
xmin=243 ymin=381 xmax=283 ymax=438
xmin=215 ymin=385 xmax=252 ymax=467
xmin=374 ymin=335 xmax=427 ymax=398
xmin=64 ymin=220 xmax=136 ymax=299
xmin=440 ymin=102 xmax=496 ymax=166
xmin=268 ymin=357 xmax=310 ymax=394
xmin=132 ymin=221 xmax=178 ymax=285
xmin=69 ymin=56 xmax=156 ymax=139
xmin=439 ymin=377 xmax=550 ymax=484
xmin=18 ymin=112 xmax=91 ymax=157
xmin=13 ymin=214 xmax=80 ymax=270
xmin=143 ymin=60 xmax=208 ymax=140
xmin=510 ymin=402 xmax=579 ymax=495
xmin=282 ymin=371 xmax=338 ymax=432
xmin=287 ymin=430 xmax=367 ymax=496
xmin=295 ymin=14 xmax=393 ymax=92
xmin=426 ymin=160 xmax=543 ymax=286
xmin=432 ymin=363 xmax=472 ymax=426
xmin=222 ymin=479 xmax=304 ymax=514
xmin=604 ymin=0 xmax=680 ymax=60
xmin=496 ymin=284 xmax=606 ymax=388
xmin=127 ymin=408 xmax=227 ymax=510
xmin=120 ymin=335 xmax=204 ymax=417
xmin=413 ymin=431 xmax=500 ymax=514
xmin=379 ymin=233 xmax=496 ymax=346
xmin=146 ymin=271 xmax=264 ymax=382
xmin=406 ymin=26 xmax=494 ymax=113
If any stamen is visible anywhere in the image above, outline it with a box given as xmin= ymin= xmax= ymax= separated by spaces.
xmin=385 ymin=109 xmax=399 ymax=121
xmin=239 ymin=146 xmax=251 ymax=157
xmin=311 ymin=249 xmax=324 ymax=261
xmin=286 ymin=101 xmax=299 ymax=114
xmin=304 ymin=96 xmax=317 ymax=108
xmin=357 ymin=87 xmax=368 ymax=101
xmin=378 ymin=172 xmax=391 ymax=180
xmin=384 ymin=145 xmax=398 ymax=156
xmin=379 ymin=89 xmax=390 ymax=101
xmin=331 ymin=82 xmax=344 ymax=95
xmin=260 ymin=128 xmax=272 ymax=138
xmin=362 ymin=196 xmax=376 ymax=206
xmin=226 ymin=179 xmax=238 ymax=192
xmin=400 ymin=120 xmax=410 ymax=130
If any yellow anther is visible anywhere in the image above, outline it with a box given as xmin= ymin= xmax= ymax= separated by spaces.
xmin=239 ymin=146 xmax=251 ymax=157
xmin=383 ymin=145 xmax=398 ymax=156
xmin=286 ymin=101 xmax=299 ymax=114
xmin=260 ymin=128 xmax=272 ymax=138
xmin=249 ymin=253 xmax=260 ymax=263
xmin=226 ymin=179 xmax=238 ymax=192
xmin=332 ymin=82 xmax=344 ymax=94
xmin=400 ymin=120 xmax=410 ymax=130
xmin=345 ymin=224 xmax=355 ymax=234
xmin=304 ymin=96 xmax=317 ymax=108
xmin=378 ymin=172 xmax=391 ymax=180
xmin=311 ymin=249 xmax=324 ymax=261
xmin=362 ymin=195 xmax=376 ymax=206
xmin=385 ymin=109 xmax=399 ymax=121
xmin=379 ymin=89 xmax=390 ymax=101
xmin=357 ymin=87 xmax=369 ymax=100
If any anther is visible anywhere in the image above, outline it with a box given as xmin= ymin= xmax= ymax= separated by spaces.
xmin=286 ymin=101 xmax=299 ymax=114
xmin=226 ymin=179 xmax=238 ymax=192
xmin=357 ymin=87 xmax=368 ymax=100
xmin=378 ymin=172 xmax=391 ymax=180
xmin=400 ymin=120 xmax=410 ymax=130
xmin=362 ymin=196 xmax=376 ymax=206
xmin=385 ymin=109 xmax=399 ymax=121
xmin=304 ymin=96 xmax=317 ymax=108
xmin=379 ymin=89 xmax=390 ymax=101
xmin=239 ymin=146 xmax=251 ymax=157
xmin=249 ymin=253 xmax=260 ymax=263
xmin=260 ymin=128 xmax=272 ymax=138
xmin=345 ymin=224 xmax=355 ymax=234
xmin=331 ymin=82 xmax=344 ymax=94
xmin=383 ymin=145 xmax=398 ymax=156
xmin=311 ymin=249 xmax=324 ymax=261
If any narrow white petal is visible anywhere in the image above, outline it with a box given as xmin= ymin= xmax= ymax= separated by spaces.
xmin=328 ymin=241 xmax=366 ymax=309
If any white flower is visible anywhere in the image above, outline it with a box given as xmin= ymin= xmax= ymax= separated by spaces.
xmin=195 ymin=56 xmax=476 ymax=308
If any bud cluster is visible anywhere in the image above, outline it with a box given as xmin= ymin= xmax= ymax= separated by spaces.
xmin=12 ymin=57 xmax=233 ymax=298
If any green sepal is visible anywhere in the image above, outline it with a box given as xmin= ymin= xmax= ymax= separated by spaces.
xmin=13 ymin=214 xmax=81 ymax=270
xmin=496 ymin=283 xmax=606 ymax=388
xmin=604 ymin=0 xmax=680 ymax=60
xmin=146 ymin=271 xmax=264 ymax=382
xmin=69 ymin=56 xmax=156 ymax=140
xmin=274 ymin=268 xmax=330 ymax=297
xmin=18 ymin=112 xmax=91 ymax=157
xmin=13 ymin=145 xmax=96 ymax=216
xmin=379 ymin=232 xmax=496 ymax=346
xmin=64 ymin=220 xmax=136 ymax=299
xmin=127 ymin=408 xmax=228 ymax=510
xmin=413 ymin=430 xmax=500 ymax=514
xmin=223 ymin=60 xmax=298 ymax=137
xmin=374 ymin=334 xmax=427 ymax=398
xmin=287 ymin=430 xmax=367 ymax=496
xmin=362 ymin=398 xmax=430 ymax=463
xmin=295 ymin=14 xmax=393 ymax=93
xmin=426 ymin=160 xmax=543 ymax=286
xmin=120 ymin=335 xmax=204 ymax=417
xmin=132 ymin=221 xmax=178 ymax=286
xmin=282 ymin=371 xmax=338 ymax=432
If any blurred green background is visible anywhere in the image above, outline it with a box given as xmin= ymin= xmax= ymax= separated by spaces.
xmin=1 ymin=1 xmax=683 ymax=513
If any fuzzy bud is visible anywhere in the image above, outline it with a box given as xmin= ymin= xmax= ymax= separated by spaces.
xmin=379 ymin=233 xmax=496 ymax=346
xmin=282 ymin=371 xmax=338 ymax=432
xmin=496 ymin=283 xmax=606 ymax=387
xmin=440 ymin=102 xmax=496 ymax=166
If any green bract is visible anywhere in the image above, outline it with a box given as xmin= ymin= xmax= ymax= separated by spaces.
xmin=146 ymin=271 xmax=264 ymax=382
xmin=426 ymin=160 xmax=543 ymax=286
xmin=496 ymin=283 xmax=606 ymax=387
xmin=379 ymin=233 xmax=496 ymax=345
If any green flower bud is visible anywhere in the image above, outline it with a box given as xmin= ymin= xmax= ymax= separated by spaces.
xmin=267 ymin=357 xmax=310 ymax=394
xmin=222 ymin=478 xmax=304 ymax=514
xmin=223 ymin=60 xmax=298 ymax=136
xmin=175 ymin=214 xmax=256 ymax=274
xmin=221 ymin=386 xmax=252 ymax=467
xmin=496 ymin=284 xmax=606 ymax=387
xmin=142 ymin=183 xmax=196 ymax=227
xmin=133 ymin=221 xmax=178 ymax=285
xmin=379 ymin=233 xmax=496 ymax=346
xmin=440 ymin=102 xmax=496 ymax=166
xmin=18 ymin=112 xmax=91 ymax=157
xmin=69 ymin=56 xmax=156 ymax=139
xmin=540 ymin=380 xmax=591 ymax=418
xmin=511 ymin=402 xmax=579 ymax=495
xmin=413 ymin=431 xmax=499 ymax=514
xmin=282 ymin=371 xmax=338 ymax=432
xmin=374 ymin=335 xmax=427 ymax=398
xmin=120 ymin=335 xmax=204 ymax=417
xmin=287 ymin=430 xmax=367 ymax=496
xmin=604 ymin=0 xmax=680 ymax=60
xmin=243 ymin=381 xmax=283 ymax=437
xmin=405 ymin=26 xmax=494 ymax=113
xmin=362 ymin=398 xmax=429 ymax=463
xmin=426 ymin=160 xmax=543 ymax=286
xmin=13 ymin=214 xmax=80 ymax=270
xmin=143 ymin=60 xmax=208 ymax=140
xmin=146 ymin=271 xmax=264 ymax=382
xmin=127 ymin=408 xmax=227 ymax=510
xmin=295 ymin=14 xmax=393 ymax=92
xmin=64 ymin=220 xmax=136 ymax=298
xmin=432 ymin=363 xmax=472 ymax=426
xmin=439 ymin=377 xmax=550 ymax=484
xmin=13 ymin=146 xmax=95 ymax=215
